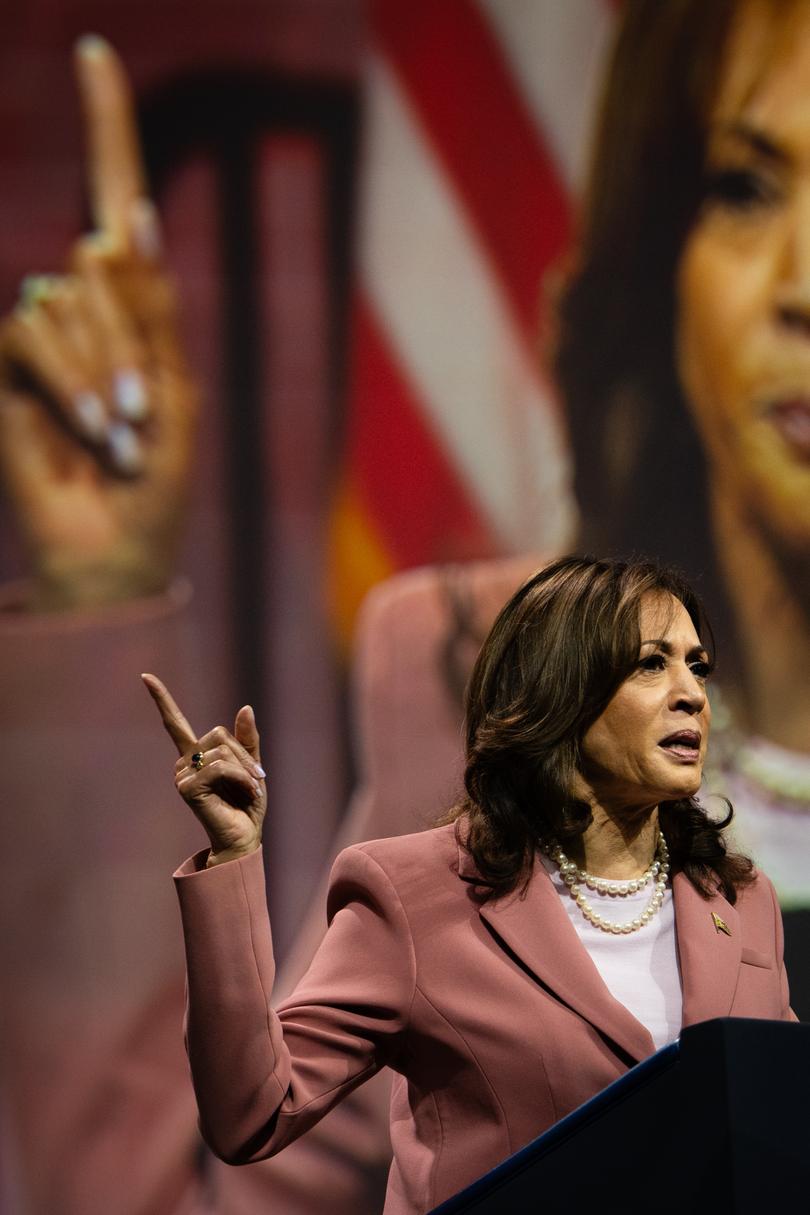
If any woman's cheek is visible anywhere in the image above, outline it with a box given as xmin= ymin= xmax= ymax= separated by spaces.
xmin=675 ymin=224 xmax=764 ymax=463
xmin=676 ymin=220 xmax=810 ymax=544
xmin=675 ymin=234 xmax=733 ymax=450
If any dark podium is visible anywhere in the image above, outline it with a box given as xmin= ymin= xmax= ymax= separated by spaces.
xmin=429 ymin=1019 xmax=810 ymax=1214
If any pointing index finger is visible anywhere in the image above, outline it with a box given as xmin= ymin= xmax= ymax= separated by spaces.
xmin=141 ymin=673 xmax=197 ymax=755
xmin=74 ymin=35 xmax=147 ymax=245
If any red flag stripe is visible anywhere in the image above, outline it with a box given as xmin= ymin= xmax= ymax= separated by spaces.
xmin=373 ymin=0 xmax=572 ymax=342
xmin=348 ymin=294 xmax=499 ymax=570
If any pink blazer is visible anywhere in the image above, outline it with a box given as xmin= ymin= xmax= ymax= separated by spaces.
xmin=174 ymin=822 xmax=793 ymax=1215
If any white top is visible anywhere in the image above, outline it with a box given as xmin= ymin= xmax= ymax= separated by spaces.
xmin=541 ymin=855 xmax=682 ymax=1050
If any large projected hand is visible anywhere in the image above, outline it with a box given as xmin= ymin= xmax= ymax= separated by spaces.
xmin=0 ymin=36 xmax=197 ymax=610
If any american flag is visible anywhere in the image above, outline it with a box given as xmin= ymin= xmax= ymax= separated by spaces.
xmin=330 ymin=0 xmax=616 ymax=644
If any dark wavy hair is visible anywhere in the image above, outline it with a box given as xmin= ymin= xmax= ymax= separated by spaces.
xmin=451 ymin=556 xmax=753 ymax=903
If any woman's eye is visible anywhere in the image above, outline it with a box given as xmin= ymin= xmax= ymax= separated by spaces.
xmin=689 ymin=660 xmax=713 ymax=680
xmin=639 ymin=654 xmax=665 ymax=672
xmin=703 ymin=167 xmax=781 ymax=212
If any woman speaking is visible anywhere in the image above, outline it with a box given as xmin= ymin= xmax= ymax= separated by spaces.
xmin=146 ymin=556 xmax=794 ymax=1215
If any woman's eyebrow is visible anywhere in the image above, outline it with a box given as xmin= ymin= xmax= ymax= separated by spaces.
xmin=712 ymin=119 xmax=788 ymax=165
xmin=639 ymin=639 xmax=709 ymax=659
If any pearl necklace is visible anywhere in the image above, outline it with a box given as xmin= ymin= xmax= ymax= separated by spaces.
xmin=543 ymin=831 xmax=670 ymax=935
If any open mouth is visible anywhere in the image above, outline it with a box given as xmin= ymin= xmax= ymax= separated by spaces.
xmin=768 ymin=398 xmax=810 ymax=461
xmin=658 ymin=730 xmax=701 ymax=762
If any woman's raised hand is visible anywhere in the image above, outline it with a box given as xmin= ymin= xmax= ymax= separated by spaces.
xmin=0 ymin=37 xmax=197 ymax=612
xmin=142 ymin=674 xmax=267 ymax=867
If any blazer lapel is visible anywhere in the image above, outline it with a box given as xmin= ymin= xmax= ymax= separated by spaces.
xmin=465 ymin=846 xmax=656 ymax=1064
xmin=674 ymin=871 xmax=741 ymax=1027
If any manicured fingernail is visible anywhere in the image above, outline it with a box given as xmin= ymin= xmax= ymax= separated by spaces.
xmin=20 ymin=274 xmax=56 ymax=308
xmin=108 ymin=422 xmax=144 ymax=474
xmin=76 ymin=34 xmax=110 ymax=59
xmin=254 ymin=764 xmax=266 ymax=779
xmin=87 ymin=231 xmax=117 ymax=256
xmin=113 ymin=369 xmax=149 ymax=421
xmin=130 ymin=198 xmax=163 ymax=260
xmin=74 ymin=391 xmax=107 ymax=441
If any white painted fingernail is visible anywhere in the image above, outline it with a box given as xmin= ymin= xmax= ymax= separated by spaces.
xmin=113 ymin=369 xmax=149 ymax=421
xmin=108 ymin=422 xmax=144 ymax=474
xmin=77 ymin=34 xmax=111 ymax=59
xmin=20 ymin=275 xmax=55 ymax=307
xmin=74 ymin=391 xmax=107 ymax=441
xmin=254 ymin=764 xmax=266 ymax=779
xmin=130 ymin=198 xmax=163 ymax=260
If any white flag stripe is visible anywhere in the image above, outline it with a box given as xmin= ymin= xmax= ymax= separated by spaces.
xmin=476 ymin=0 xmax=615 ymax=191
xmin=360 ymin=54 xmax=577 ymax=552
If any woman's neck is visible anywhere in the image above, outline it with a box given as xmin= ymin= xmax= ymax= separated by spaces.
xmin=567 ymin=806 xmax=660 ymax=879
xmin=712 ymin=488 xmax=810 ymax=753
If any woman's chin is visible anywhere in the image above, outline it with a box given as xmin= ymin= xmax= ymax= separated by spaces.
xmin=650 ymin=767 xmax=703 ymax=803
xmin=663 ymin=773 xmax=702 ymax=801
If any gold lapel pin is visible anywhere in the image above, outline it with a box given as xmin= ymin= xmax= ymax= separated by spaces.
xmin=712 ymin=912 xmax=732 ymax=937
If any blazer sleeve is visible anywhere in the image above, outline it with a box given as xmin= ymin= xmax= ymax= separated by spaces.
xmin=764 ymin=871 xmax=800 ymax=1022
xmin=0 ymin=581 xmax=207 ymax=1214
xmin=174 ymin=843 xmax=416 ymax=1163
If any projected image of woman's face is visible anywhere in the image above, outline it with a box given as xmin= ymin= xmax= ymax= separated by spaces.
xmin=677 ymin=0 xmax=810 ymax=550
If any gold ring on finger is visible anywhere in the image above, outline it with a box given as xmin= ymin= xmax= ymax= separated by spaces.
xmin=191 ymin=751 xmax=206 ymax=771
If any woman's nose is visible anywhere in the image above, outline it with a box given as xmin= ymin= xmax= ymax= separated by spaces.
xmin=670 ymin=667 xmax=707 ymax=714
xmin=775 ymin=283 xmax=810 ymax=337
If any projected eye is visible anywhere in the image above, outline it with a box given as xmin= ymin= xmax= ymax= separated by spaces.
xmin=704 ymin=167 xmax=782 ymax=212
